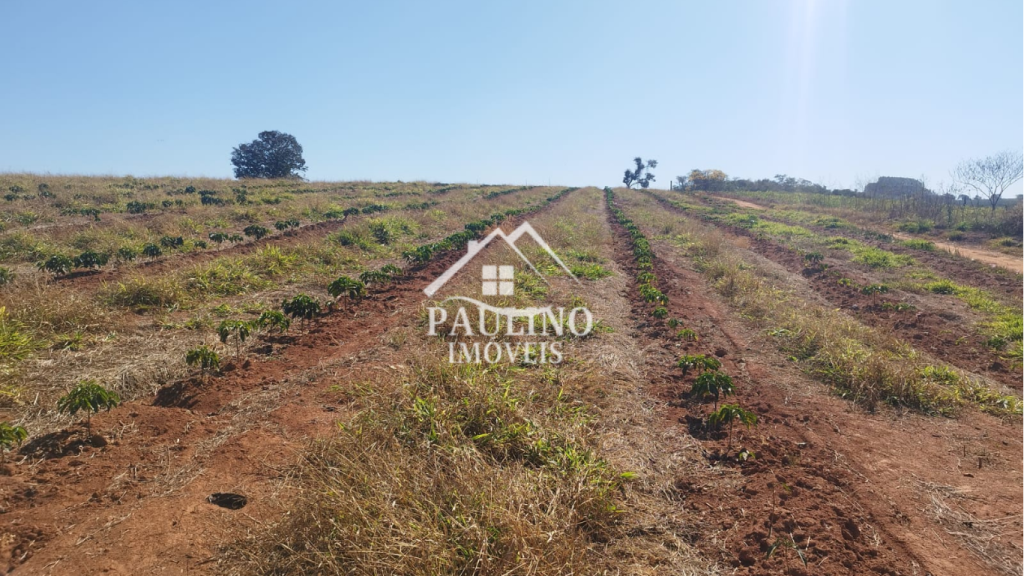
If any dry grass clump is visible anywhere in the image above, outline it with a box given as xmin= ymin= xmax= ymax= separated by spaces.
xmin=230 ymin=360 xmax=631 ymax=575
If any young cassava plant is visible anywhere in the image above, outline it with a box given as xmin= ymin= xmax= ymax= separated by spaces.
xmin=243 ymin=225 xmax=269 ymax=240
xmin=256 ymin=310 xmax=290 ymax=333
xmin=217 ymin=319 xmax=252 ymax=356
xmin=328 ymin=276 xmax=366 ymax=301
xmin=282 ymin=294 xmax=321 ymax=327
xmin=38 ymin=254 xmax=75 ymax=276
xmin=186 ymin=345 xmax=220 ymax=381
xmin=677 ymin=354 xmax=721 ymax=378
xmin=57 ymin=380 xmax=121 ymax=434
xmin=707 ymin=404 xmax=758 ymax=448
xmin=0 ymin=422 xmax=27 ymax=462
xmin=691 ymin=371 xmax=735 ymax=410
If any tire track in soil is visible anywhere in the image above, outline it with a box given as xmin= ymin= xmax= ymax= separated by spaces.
xmin=605 ymin=193 xmax=1022 ymax=576
xmin=0 ymin=191 xmax=578 ymax=575
xmin=652 ymin=192 xmax=1021 ymax=391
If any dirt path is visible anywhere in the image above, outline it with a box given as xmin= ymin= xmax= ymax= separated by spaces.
xmin=891 ymin=232 xmax=1023 ymax=274
xmin=610 ymin=189 xmax=1023 ymax=576
xmin=718 ymin=195 xmax=1023 ymax=274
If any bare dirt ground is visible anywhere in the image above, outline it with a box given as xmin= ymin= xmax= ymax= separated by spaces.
xmin=609 ymin=190 xmax=1023 ymax=576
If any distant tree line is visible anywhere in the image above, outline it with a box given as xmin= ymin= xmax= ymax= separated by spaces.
xmin=671 ymin=150 xmax=1023 ymax=210
xmin=670 ymin=170 xmax=841 ymax=195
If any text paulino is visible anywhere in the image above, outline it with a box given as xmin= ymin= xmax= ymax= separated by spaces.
xmin=428 ymin=306 xmax=593 ymax=364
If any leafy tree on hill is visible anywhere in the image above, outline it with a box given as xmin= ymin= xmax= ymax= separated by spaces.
xmin=623 ymin=157 xmax=657 ymax=189
xmin=231 ymin=130 xmax=308 ymax=179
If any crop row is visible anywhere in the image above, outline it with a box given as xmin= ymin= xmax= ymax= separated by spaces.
xmin=16 ymin=199 xmax=443 ymax=279
xmin=482 ymin=186 xmax=535 ymax=200
xmin=401 ymin=187 xmax=577 ymax=265
xmin=604 ymin=187 xmax=667 ymax=312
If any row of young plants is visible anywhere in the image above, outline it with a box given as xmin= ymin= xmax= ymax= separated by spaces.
xmin=4 ymin=187 xmax=582 ymax=455
xmin=678 ymin=354 xmax=758 ymax=454
xmin=30 ymin=224 xmax=287 ymax=277
xmin=604 ymin=187 xmax=667 ymax=314
xmin=401 ymin=187 xmax=578 ymax=265
xmin=650 ymin=189 xmax=1023 ymax=363
xmin=183 ymin=189 xmax=583 ymax=376
xmin=633 ymin=189 xmax=1021 ymax=415
xmin=482 ymin=185 xmax=535 ymax=200
xmin=608 ymin=188 xmax=759 ymax=455
xmin=187 ymin=264 xmax=407 ymax=374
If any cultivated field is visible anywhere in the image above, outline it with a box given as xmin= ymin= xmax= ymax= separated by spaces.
xmin=0 ymin=176 xmax=1020 ymax=575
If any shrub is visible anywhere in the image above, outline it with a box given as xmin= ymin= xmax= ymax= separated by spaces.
xmin=38 ymin=254 xmax=75 ymax=276
xmin=74 ymin=250 xmax=109 ymax=269
xmin=924 ymin=280 xmax=958 ymax=295
xmin=142 ymin=243 xmax=162 ymax=258
xmin=403 ymin=245 xmax=435 ymax=265
xmin=900 ymin=239 xmax=935 ymax=251
xmin=255 ymin=310 xmax=290 ymax=333
xmin=328 ymin=276 xmax=365 ymax=300
xmin=103 ymin=276 xmax=184 ymax=309
xmin=652 ymin=306 xmax=668 ymax=319
xmin=228 ymin=234 xmax=244 ymax=243
xmin=126 ymin=200 xmax=154 ymax=214
xmin=361 ymin=204 xmax=388 ymax=215
xmin=57 ymin=380 xmax=121 ymax=434
xmin=897 ymin=220 xmax=932 ymax=234
xmin=243 ymin=225 xmax=269 ymax=240
xmin=851 ymin=247 xmax=913 ymax=269
xmin=368 ymin=220 xmax=395 ymax=244
xmin=0 ymin=422 xmax=27 ymax=462
xmin=282 ymin=294 xmax=321 ymax=325
xmin=0 ymin=267 xmax=14 ymax=285
xmin=186 ymin=345 xmax=220 ymax=380
xmin=159 ymin=235 xmax=184 ymax=249
xmin=209 ymin=232 xmax=228 ymax=244
xmin=569 ymin=263 xmax=612 ymax=280
xmin=358 ymin=269 xmax=392 ymax=286
xmin=274 ymin=219 xmax=300 ymax=232
xmin=335 ymin=229 xmax=373 ymax=250
xmin=116 ymin=246 xmax=138 ymax=262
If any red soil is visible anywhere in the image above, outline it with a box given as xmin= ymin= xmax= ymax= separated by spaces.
xmin=607 ymin=197 xmax=1023 ymax=576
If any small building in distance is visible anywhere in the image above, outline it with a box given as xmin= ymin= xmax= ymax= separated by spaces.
xmin=863 ymin=177 xmax=928 ymax=198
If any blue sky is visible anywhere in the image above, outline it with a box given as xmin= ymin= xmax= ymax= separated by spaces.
xmin=1 ymin=1 xmax=1020 ymax=192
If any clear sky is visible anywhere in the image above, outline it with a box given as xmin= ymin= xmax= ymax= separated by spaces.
xmin=1 ymin=1 xmax=1021 ymax=191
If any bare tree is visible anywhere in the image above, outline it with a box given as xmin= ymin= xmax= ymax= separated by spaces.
xmin=953 ymin=150 xmax=1024 ymax=211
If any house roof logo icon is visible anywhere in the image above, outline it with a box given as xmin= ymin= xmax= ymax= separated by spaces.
xmin=423 ymin=222 xmax=580 ymax=297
